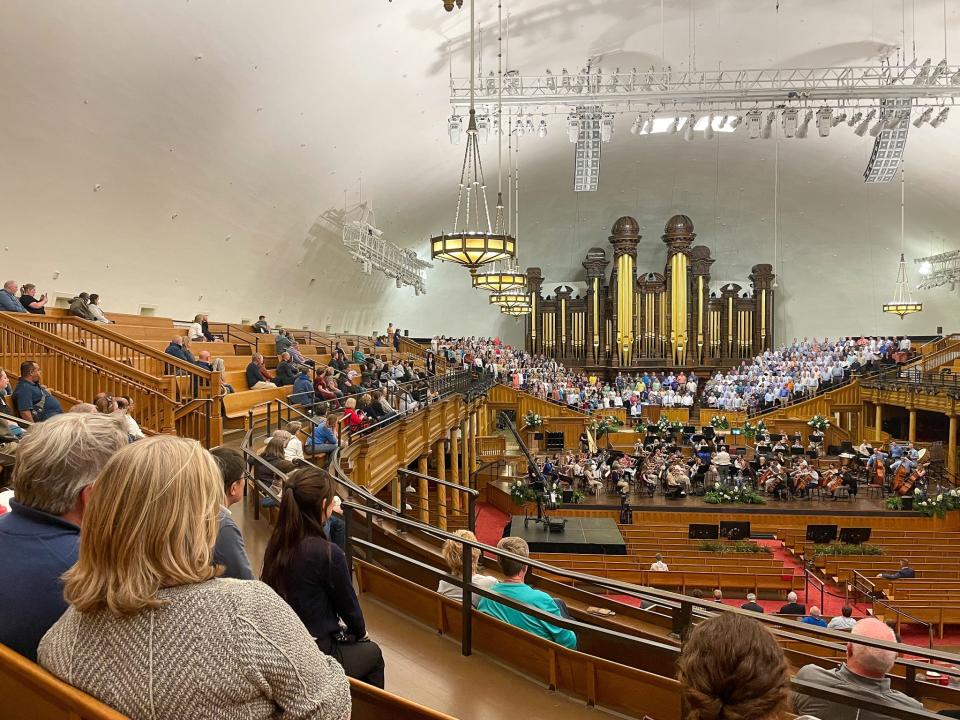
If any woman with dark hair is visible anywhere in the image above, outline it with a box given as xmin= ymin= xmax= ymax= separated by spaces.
xmin=676 ymin=612 xmax=814 ymax=720
xmin=261 ymin=467 xmax=385 ymax=688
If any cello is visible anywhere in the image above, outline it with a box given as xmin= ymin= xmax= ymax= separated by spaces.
xmin=891 ymin=463 xmax=912 ymax=495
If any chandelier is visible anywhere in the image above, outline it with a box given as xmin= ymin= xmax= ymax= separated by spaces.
xmin=430 ymin=0 xmax=515 ymax=271
xmin=490 ymin=287 xmax=530 ymax=310
xmin=501 ymin=304 xmax=531 ymax=316
xmin=472 ymin=195 xmax=526 ymax=290
xmin=882 ymin=166 xmax=922 ymax=318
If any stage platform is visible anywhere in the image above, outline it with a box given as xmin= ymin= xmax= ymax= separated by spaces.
xmin=508 ymin=516 xmax=627 ymax=555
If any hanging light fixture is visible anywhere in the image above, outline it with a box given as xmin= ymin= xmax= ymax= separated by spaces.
xmin=430 ymin=0 xmax=516 ymax=272
xmin=490 ymin=286 xmax=531 ymax=309
xmin=501 ymin=302 xmax=532 ymax=316
xmin=883 ymin=166 xmax=923 ymax=318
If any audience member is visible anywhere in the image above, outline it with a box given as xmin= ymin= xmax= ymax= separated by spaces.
xmin=0 ymin=280 xmax=27 ymax=312
xmin=164 ymin=335 xmax=189 ymax=362
xmin=212 ymin=357 xmax=234 ymax=394
xmin=801 ymin=606 xmax=828 ymax=627
xmin=68 ymin=403 xmax=98 ymax=413
xmin=209 ymin=447 xmax=255 ymax=580
xmin=199 ymin=314 xmax=217 ymax=341
xmin=437 ymin=530 xmax=499 ymax=604
xmin=275 ymin=329 xmax=294 ymax=355
xmin=252 ymin=315 xmax=271 ymax=333
xmin=245 ymin=353 xmax=277 ymax=390
xmin=878 ymin=558 xmax=915 ymax=580
xmin=779 ymin=591 xmax=806 ymax=615
xmin=18 ymin=283 xmax=47 ymax=314
xmin=307 ymin=414 xmax=339 ymax=455
xmin=275 ymin=352 xmax=298 ymax=386
xmin=713 ymin=589 xmax=723 ymax=603
xmin=188 ymin=314 xmax=206 ymax=341
xmin=477 ymin=536 xmax=577 ymax=649
xmin=180 ymin=335 xmax=197 ymax=363
xmin=341 ymin=396 xmax=366 ymax=433
xmin=649 ymin=553 xmax=669 ymax=571
xmin=68 ymin=292 xmax=97 ymax=321
xmin=0 ymin=368 xmax=25 ymax=446
xmin=793 ymin=617 xmax=923 ymax=719
xmin=0 ymin=413 xmax=128 ymax=660
xmin=262 ymin=467 xmax=385 ymax=688
xmin=283 ymin=421 xmax=305 ymax=463
xmin=291 ymin=367 xmax=315 ymax=407
xmin=741 ymin=592 xmax=764 ymax=613
xmin=676 ymin=612 xmax=794 ymax=720
xmin=828 ymin=606 xmax=857 ymax=631
xmin=39 ymin=436 xmax=351 ymax=719
xmin=12 ymin=361 xmax=64 ymax=421
xmin=94 ymin=394 xmax=118 ymax=414
xmin=115 ymin=395 xmax=144 ymax=440
xmin=257 ymin=431 xmax=293 ymax=497
xmin=87 ymin=294 xmax=110 ymax=323
xmin=194 ymin=350 xmax=214 ymax=371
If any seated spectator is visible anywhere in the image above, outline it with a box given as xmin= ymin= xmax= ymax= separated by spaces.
xmin=68 ymin=292 xmax=97 ymax=321
xmin=275 ymin=352 xmax=298 ymax=386
xmin=68 ymin=403 xmax=98 ymax=413
xmin=39 ymin=436 xmax=351 ymax=718
xmin=649 ymin=553 xmax=669 ymax=572
xmin=828 ymin=605 xmax=857 ymax=631
xmin=275 ymin=329 xmax=293 ymax=355
xmin=188 ymin=313 xmax=206 ymax=341
xmin=713 ymin=589 xmax=723 ymax=603
xmin=115 ymin=395 xmax=145 ymax=440
xmin=252 ymin=315 xmax=271 ymax=333
xmin=245 ymin=353 xmax=277 ymax=390
xmin=0 ymin=280 xmax=27 ymax=312
xmin=373 ymin=390 xmax=397 ymax=420
xmin=0 ymin=413 xmax=128 ymax=660
xmin=477 ymin=536 xmax=577 ymax=649
xmin=352 ymin=348 xmax=366 ymax=364
xmin=793 ymin=617 xmax=922 ymax=719
xmin=199 ymin=314 xmax=217 ymax=341
xmin=194 ymin=349 xmax=214 ymax=371
xmin=94 ymin=394 xmax=118 ymax=414
xmin=741 ymin=592 xmax=765 ymax=613
xmin=288 ymin=341 xmax=313 ymax=368
xmin=258 ymin=431 xmax=293 ymax=497
xmin=878 ymin=558 xmax=915 ymax=580
xmin=12 ymin=361 xmax=64 ymax=422
xmin=283 ymin=421 xmax=305 ymax=463
xmin=209 ymin=447 xmax=254 ymax=580
xmin=676 ymin=612 xmax=793 ymax=720
xmin=87 ymin=294 xmax=110 ymax=323
xmin=0 ymin=367 xmax=24 ymax=442
xmin=291 ymin=367 xmax=315 ymax=407
xmin=801 ymin=606 xmax=828 ymax=627
xmin=438 ymin=529 xmax=498 ymax=604
xmin=212 ymin=357 xmax=234 ymax=394
xmin=180 ymin=336 xmax=197 ymax=364
xmin=307 ymin=414 xmax=339 ymax=455
xmin=315 ymin=367 xmax=343 ymax=401
xmin=778 ymin=591 xmax=806 ymax=615
xmin=262 ymin=467 xmax=385 ymax=688
xmin=18 ymin=283 xmax=47 ymax=314
xmin=164 ymin=335 xmax=189 ymax=362
xmin=341 ymin=397 xmax=366 ymax=433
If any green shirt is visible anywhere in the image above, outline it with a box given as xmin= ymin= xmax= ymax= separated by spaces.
xmin=477 ymin=582 xmax=577 ymax=649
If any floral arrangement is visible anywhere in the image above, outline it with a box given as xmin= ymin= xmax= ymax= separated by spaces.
xmin=656 ymin=416 xmax=672 ymax=434
xmin=710 ymin=415 xmax=730 ymax=431
xmin=742 ymin=421 xmax=758 ymax=439
xmin=812 ymin=543 xmax=883 ymax=558
xmin=807 ymin=415 xmax=829 ymax=432
xmin=756 ymin=420 xmax=767 ymax=433
xmin=509 ymin=479 xmax=534 ymax=506
xmin=524 ymin=411 xmax=543 ymax=428
xmin=670 ymin=420 xmax=684 ymax=431
xmin=884 ymin=496 xmax=904 ymax=511
xmin=569 ymin=490 xmax=586 ymax=505
xmin=914 ymin=488 xmax=960 ymax=518
xmin=697 ymin=540 xmax=771 ymax=554
xmin=590 ymin=415 xmax=624 ymax=438
xmin=704 ymin=484 xmax=766 ymax=505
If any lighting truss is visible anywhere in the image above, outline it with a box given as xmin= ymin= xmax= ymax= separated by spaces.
xmin=573 ymin=105 xmax=602 ymax=192
xmin=915 ymin=249 xmax=960 ymax=290
xmin=342 ymin=203 xmax=432 ymax=295
xmin=864 ymin=98 xmax=911 ymax=183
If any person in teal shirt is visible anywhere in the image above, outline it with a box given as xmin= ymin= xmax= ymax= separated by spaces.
xmin=477 ymin=536 xmax=577 ymax=650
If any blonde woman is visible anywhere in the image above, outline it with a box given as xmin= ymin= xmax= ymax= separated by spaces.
xmin=437 ymin=530 xmax=498 ymax=605
xmin=211 ymin=357 xmax=234 ymax=394
xmin=284 ymin=421 xmax=305 ymax=463
xmin=38 ymin=436 xmax=351 ymax=720
xmin=188 ymin=314 xmax=205 ymax=342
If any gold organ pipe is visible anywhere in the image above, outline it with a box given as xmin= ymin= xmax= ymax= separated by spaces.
xmin=616 ymin=254 xmax=634 ymax=365
xmin=670 ymin=253 xmax=688 ymax=365
xmin=727 ymin=296 xmax=734 ymax=356
xmin=560 ymin=298 xmax=567 ymax=351
xmin=531 ymin=294 xmax=537 ymax=351
xmin=760 ymin=288 xmax=767 ymax=349
xmin=697 ymin=275 xmax=704 ymax=363
xmin=592 ymin=278 xmax=599 ymax=353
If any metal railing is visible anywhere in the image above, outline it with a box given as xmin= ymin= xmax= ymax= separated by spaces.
xmin=397 ymin=467 xmax=478 ymax=533
xmin=850 ymin=570 xmax=935 ymax=649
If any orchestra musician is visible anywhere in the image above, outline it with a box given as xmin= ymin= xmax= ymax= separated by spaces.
xmin=789 ymin=459 xmax=818 ymax=499
xmin=666 ymin=459 xmax=691 ymax=497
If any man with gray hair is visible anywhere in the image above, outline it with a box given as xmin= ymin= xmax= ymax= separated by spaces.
xmin=779 ymin=590 xmax=806 ymax=615
xmin=0 ymin=280 xmax=27 ymax=312
xmin=0 ymin=413 xmax=128 ymax=661
xmin=793 ymin=617 xmax=925 ymax=719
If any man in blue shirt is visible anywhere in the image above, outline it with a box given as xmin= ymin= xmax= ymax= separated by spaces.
xmin=800 ymin=606 xmax=829 ymax=627
xmin=0 ymin=413 xmax=128 ymax=660
xmin=478 ymin=536 xmax=577 ymax=649
xmin=209 ymin=447 xmax=255 ymax=580
xmin=0 ymin=280 xmax=27 ymax=312
xmin=12 ymin=361 xmax=63 ymax=421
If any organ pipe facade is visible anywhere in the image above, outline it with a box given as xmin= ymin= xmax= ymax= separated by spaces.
xmin=524 ymin=214 xmax=775 ymax=367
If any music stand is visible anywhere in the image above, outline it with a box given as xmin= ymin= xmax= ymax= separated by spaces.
xmin=688 ymin=523 xmax=720 ymax=540
xmin=720 ymin=521 xmax=751 ymax=540
xmin=838 ymin=527 xmax=872 ymax=545
xmin=805 ymin=524 xmax=838 ymax=544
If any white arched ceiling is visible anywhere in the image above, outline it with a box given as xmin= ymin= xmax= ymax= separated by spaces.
xmin=1 ymin=1 xmax=958 ymax=346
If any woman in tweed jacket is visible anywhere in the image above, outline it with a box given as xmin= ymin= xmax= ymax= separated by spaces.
xmin=39 ymin=436 xmax=351 ymax=720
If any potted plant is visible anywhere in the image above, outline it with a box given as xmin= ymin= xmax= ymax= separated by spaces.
xmin=807 ymin=415 xmax=829 ymax=433
xmin=509 ymin=479 xmax=534 ymax=507
xmin=709 ymin=414 xmax=730 ymax=432
xmin=742 ymin=421 xmax=758 ymax=440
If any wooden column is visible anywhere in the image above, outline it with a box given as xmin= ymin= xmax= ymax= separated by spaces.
xmin=461 ymin=419 xmax=471 ymax=488
xmin=949 ymin=414 xmax=958 ymax=477
xmin=874 ymin=403 xmax=883 ymax=443
xmin=435 ymin=441 xmax=447 ymax=530
xmin=418 ymin=454 xmax=429 ymax=523
xmin=391 ymin=476 xmax=401 ymax=511
xmin=469 ymin=411 xmax=478 ymax=473
xmin=450 ymin=429 xmax=462 ymax=512
xmin=908 ymin=409 xmax=917 ymax=443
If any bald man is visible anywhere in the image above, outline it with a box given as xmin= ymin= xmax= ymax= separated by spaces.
xmin=793 ymin=617 xmax=924 ymax=719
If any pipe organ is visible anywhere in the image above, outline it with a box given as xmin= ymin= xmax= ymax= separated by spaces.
xmin=524 ymin=214 xmax=776 ymax=367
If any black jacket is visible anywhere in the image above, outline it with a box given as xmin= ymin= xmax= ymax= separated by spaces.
xmin=741 ymin=602 xmax=765 ymax=613
xmin=779 ymin=602 xmax=806 ymax=615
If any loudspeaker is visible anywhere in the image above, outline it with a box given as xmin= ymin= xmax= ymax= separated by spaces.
xmin=838 ymin=527 xmax=872 ymax=545
xmin=547 ymin=518 xmax=567 ymax=533
xmin=720 ymin=521 xmax=751 ymax=541
xmin=688 ymin=523 xmax=720 ymax=540
xmin=805 ymin=524 xmax=838 ymax=543
xmin=545 ymin=431 xmax=564 ymax=450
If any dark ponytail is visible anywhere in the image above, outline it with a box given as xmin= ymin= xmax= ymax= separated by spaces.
xmin=261 ymin=467 xmax=336 ymax=599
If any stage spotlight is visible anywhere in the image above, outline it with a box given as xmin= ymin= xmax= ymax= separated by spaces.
xmin=600 ymin=113 xmax=615 ymax=142
xmin=537 ymin=118 xmax=548 ymax=138
xmin=448 ymin=115 xmax=464 ymax=144
xmin=869 ymin=114 xmax=886 ymax=136
xmin=683 ymin=114 xmax=696 ymax=141
xmin=668 ymin=115 xmax=681 ymax=134
xmin=847 ymin=110 xmax=863 ymax=127
xmin=831 ymin=111 xmax=846 ymax=127
xmin=719 ymin=114 xmax=729 ymax=128
xmin=545 ymin=69 xmax=556 ymax=92
xmin=781 ymin=109 xmax=798 ymax=138
xmin=796 ymin=110 xmax=813 ymax=138
xmin=476 ymin=115 xmax=490 ymax=144
xmin=931 ymin=107 xmax=950 ymax=127
xmin=854 ymin=109 xmax=875 ymax=136
xmin=816 ymin=107 xmax=833 ymax=136
xmin=930 ymin=59 xmax=948 ymax=85
xmin=730 ymin=115 xmax=744 ymax=130
xmin=629 ymin=115 xmax=641 ymax=135
xmin=761 ymin=111 xmax=775 ymax=139
xmin=919 ymin=261 xmax=933 ymax=276
xmin=913 ymin=107 xmax=933 ymax=127
xmin=704 ymin=114 xmax=715 ymax=139
xmin=745 ymin=109 xmax=763 ymax=138
xmin=952 ymin=69 xmax=960 ymax=84
xmin=640 ymin=115 xmax=653 ymax=134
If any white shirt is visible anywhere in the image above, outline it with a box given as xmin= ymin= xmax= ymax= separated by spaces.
xmin=826 ymin=615 xmax=857 ymax=630
xmin=650 ymin=561 xmax=669 ymax=572
xmin=284 ymin=437 xmax=304 ymax=462
xmin=189 ymin=321 xmax=204 ymax=339
xmin=88 ymin=303 xmax=110 ymax=323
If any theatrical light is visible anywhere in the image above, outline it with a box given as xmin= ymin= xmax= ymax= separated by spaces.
xmin=476 ymin=115 xmax=490 ymax=143
xmin=952 ymin=69 xmax=960 ymax=84
xmin=668 ymin=116 xmax=681 ymax=134
xmin=629 ymin=115 xmax=641 ymax=135
xmin=525 ymin=117 xmax=535 ymax=135
xmin=640 ymin=115 xmax=653 ymax=134
xmin=703 ymin=113 xmax=715 ymax=140
xmin=930 ymin=59 xmax=948 ymax=85
xmin=515 ymin=117 xmax=525 ymax=137
xmin=683 ymin=114 xmax=696 ymax=141
xmin=795 ymin=110 xmax=813 ymax=138
xmin=448 ymin=115 xmax=463 ymax=144
xmin=567 ymin=114 xmax=580 ymax=142
xmin=761 ymin=111 xmax=775 ymax=139
xmin=718 ymin=115 xmax=729 ymax=128
xmin=919 ymin=261 xmax=933 ymax=276
xmin=730 ymin=115 xmax=744 ymax=130
xmin=782 ymin=109 xmax=799 ymax=138
xmin=913 ymin=107 xmax=934 ymax=127
xmin=600 ymin=113 xmax=615 ymax=142
xmin=854 ymin=109 xmax=875 ymax=136
xmin=831 ymin=111 xmax=846 ymax=127
xmin=931 ymin=107 xmax=950 ymax=127
xmin=745 ymin=109 xmax=763 ymax=138
xmin=847 ymin=111 xmax=863 ymax=127
xmin=869 ymin=114 xmax=886 ymax=136
xmin=545 ymin=68 xmax=556 ymax=92
xmin=914 ymin=58 xmax=932 ymax=85
xmin=537 ymin=118 xmax=548 ymax=138
xmin=817 ymin=107 xmax=833 ymax=136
